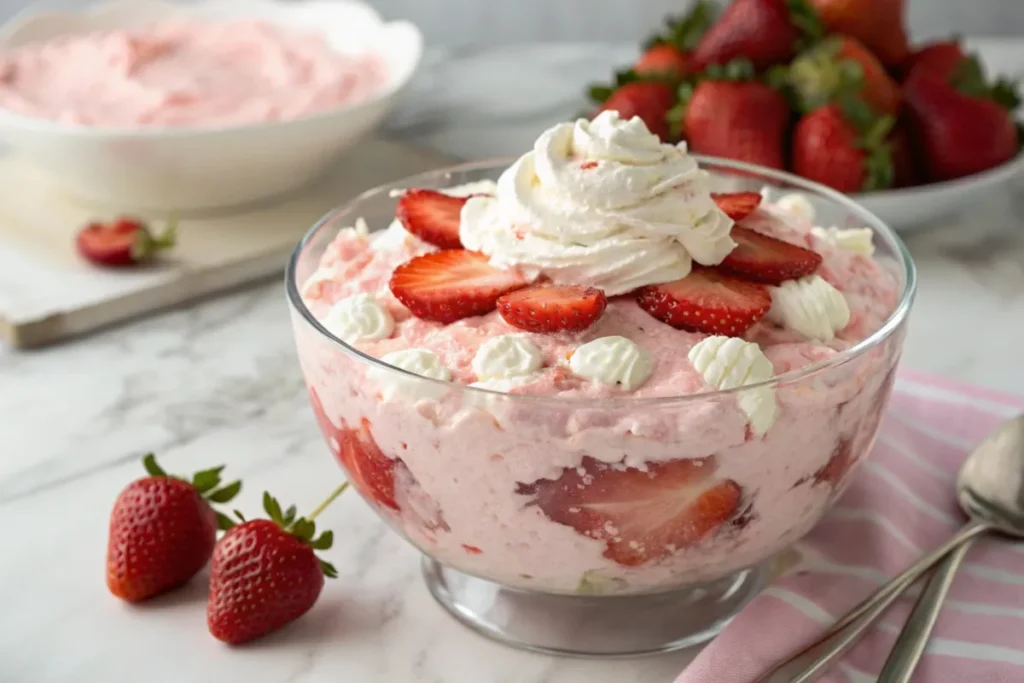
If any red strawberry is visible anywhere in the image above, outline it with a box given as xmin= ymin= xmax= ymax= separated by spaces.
xmin=690 ymin=0 xmax=818 ymax=72
xmin=106 ymin=454 xmax=241 ymax=602
xmin=517 ymin=456 xmax=741 ymax=567
xmin=496 ymin=285 xmax=608 ymax=333
xmin=903 ymin=40 xmax=966 ymax=82
xmin=633 ymin=44 xmax=691 ymax=78
xmin=810 ymin=0 xmax=909 ymax=68
xmin=888 ymin=120 xmax=920 ymax=188
xmin=711 ymin=191 xmax=762 ymax=221
xmin=680 ymin=78 xmax=789 ymax=170
xmin=813 ymin=437 xmax=855 ymax=487
xmin=904 ymin=63 xmax=1021 ymax=182
xmin=719 ymin=226 xmax=823 ymax=284
xmin=598 ymin=81 xmax=676 ymax=141
xmin=791 ymin=102 xmax=895 ymax=193
xmin=308 ymin=389 xmax=399 ymax=511
xmin=208 ymin=492 xmax=339 ymax=644
xmin=389 ymin=250 xmax=529 ymax=324
xmin=396 ymin=189 xmax=473 ymax=249
xmin=789 ymin=36 xmax=902 ymax=115
xmin=636 ymin=267 xmax=771 ymax=336
xmin=338 ymin=418 xmax=399 ymax=511
xmin=76 ymin=216 xmax=177 ymax=267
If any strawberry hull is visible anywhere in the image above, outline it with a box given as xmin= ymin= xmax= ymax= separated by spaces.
xmin=288 ymin=180 xmax=909 ymax=595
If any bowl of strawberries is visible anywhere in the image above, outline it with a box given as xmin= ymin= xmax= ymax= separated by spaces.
xmin=586 ymin=0 xmax=1023 ymax=230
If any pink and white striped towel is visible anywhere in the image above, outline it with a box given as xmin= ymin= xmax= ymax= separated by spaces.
xmin=677 ymin=371 xmax=1024 ymax=683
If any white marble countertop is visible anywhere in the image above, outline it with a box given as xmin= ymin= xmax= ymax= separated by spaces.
xmin=2 ymin=42 xmax=1024 ymax=683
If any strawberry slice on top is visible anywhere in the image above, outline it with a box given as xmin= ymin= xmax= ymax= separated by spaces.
xmin=396 ymin=189 xmax=474 ymax=249
xmin=518 ymin=456 xmax=741 ymax=567
xmin=497 ymin=285 xmax=608 ymax=333
xmin=636 ymin=267 xmax=771 ymax=336
xmin=390 ymin=249 xmax=529 ymax=324
xmin=711 ymin=192 xmax=762 ymax=221
xmin=719 ymin=226 xmax=823 ymax=285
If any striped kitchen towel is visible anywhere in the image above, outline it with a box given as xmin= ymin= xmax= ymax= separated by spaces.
xmin=677 ymin=371 xmax=1024 ymax=683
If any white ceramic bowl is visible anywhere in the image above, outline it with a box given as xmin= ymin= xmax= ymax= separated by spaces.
xmin=854 ymin=151 xmax=1024 ymax=232
xmin=0 ymin=0 xmax=423 ymax=212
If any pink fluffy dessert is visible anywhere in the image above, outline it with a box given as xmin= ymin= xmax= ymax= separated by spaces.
xmin=293 ymin=113 xmax=906 ymax=594
xmin=0 ymin=19 xmax=386 ymax=127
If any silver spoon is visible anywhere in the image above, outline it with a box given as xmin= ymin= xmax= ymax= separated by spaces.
xmin=875 ymin=414 xmax=1024 ymax=682
xmin=756 ymin=414 xmax=1024 ymax=683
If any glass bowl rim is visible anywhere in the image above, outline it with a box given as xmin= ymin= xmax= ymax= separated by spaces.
xmin=285 ymin=155 xmax=917 ymax=407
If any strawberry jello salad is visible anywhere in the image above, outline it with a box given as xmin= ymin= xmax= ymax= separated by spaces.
xmin=0 ymin=19 xmax=386 ymax=127
xmin=293 ymin=111 xmax=907 ymax=594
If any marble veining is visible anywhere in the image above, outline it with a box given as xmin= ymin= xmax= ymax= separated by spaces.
xmin=1 ymin=42 xmax=1024 ymax=683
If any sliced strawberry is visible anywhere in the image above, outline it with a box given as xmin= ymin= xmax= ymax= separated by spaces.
xmin=518 ymin=456 xmax=741 ymax=567
xmin=636 ymin=268 xmax=771 ymax=336
xmin=338 ymin=418 xmax=398 ymax=511
xmin=719 ymin=226 xmax=823 ymax=285
xmin=75 ymin=216 xmax=176 ymax=267
xmin=395 ymin=189 xmax=472 ymax=249
xmin=309 ymin=389 xmax=398 ymax=511
xmin=813 ymin=437 xmax=854 ymax=488
xmin=390 ymin=250 xmax=529 ymax=324
xmin=496 ymin=285 xmax=608 ymax=333
xmin=712 ymin=192 xmax=762 ymax=221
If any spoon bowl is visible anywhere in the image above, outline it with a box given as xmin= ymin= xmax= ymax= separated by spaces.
xmin=957 ymin=415 xmax=1024 ymax=537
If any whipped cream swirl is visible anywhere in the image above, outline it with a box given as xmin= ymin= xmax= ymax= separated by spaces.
xmin=460 ymin=111 xmax=736 ymax=296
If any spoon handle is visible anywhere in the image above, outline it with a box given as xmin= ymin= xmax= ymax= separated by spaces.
xmin=876 ymin=539 xmax=975 ymax=682
xmin=754 ymin=520 xmax=990 ymax=683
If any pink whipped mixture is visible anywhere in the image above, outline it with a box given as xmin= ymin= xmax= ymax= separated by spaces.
xmin=294 ymin=196 xmax=904 ymax=594
xmin=303 ymin=203 xmax=898 ymax=398
xmin=0 ymin=20 xmax=387 ymax=126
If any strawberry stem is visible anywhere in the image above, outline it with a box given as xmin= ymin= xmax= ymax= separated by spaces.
xmin=308 ymin=482 xmax=349 ymax=522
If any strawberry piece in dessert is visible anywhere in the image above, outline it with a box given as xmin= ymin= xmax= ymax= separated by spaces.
xmin=719 ymin=226 xmax=823 ymax=284
xmin=396 ymin=189 xmax=475 ymax=249
xmin=310 ymin=388 xmax=399 ymax=511
xmin=711 ymin=191 xmax=762 ymax=221
xmin=338 ymin=419 xmax=399 ymax=511
xmin=636 ymin=267 xmax=771 ymax=335
xmin=497 ymin=285 xmax=608 ymax=333
xmin=813 ymin=437 xmax=855 ymax=488
xmin=518 ymin=456 xmax=742 ymax=567
xmin=389 ymin=250 xmax=529 ymax=324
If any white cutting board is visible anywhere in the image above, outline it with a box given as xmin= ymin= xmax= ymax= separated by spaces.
xmin=0 ymin=137 xmax=454 ymax=348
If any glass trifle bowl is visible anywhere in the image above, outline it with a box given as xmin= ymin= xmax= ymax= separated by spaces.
xmin=286 ymin=156 xmax=916 ymax=657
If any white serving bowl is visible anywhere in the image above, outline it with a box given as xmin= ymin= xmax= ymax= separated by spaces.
xmin=854 ymin=151 xmax=1024 ymax=232
xmin=0 ymin=0 xmax=423 ymax=212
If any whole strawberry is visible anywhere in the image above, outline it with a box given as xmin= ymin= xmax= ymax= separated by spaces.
xmin=106 ymin=454 xmax=241 ymax=602
xmin=208 ymin=491 xmax=341 ymax=645
xmin=76 ymin=216 xmax=177 ymax=268
xmin=676 ymin=61 xmax=789 ymax=170
xmin=810 ymin=0 xmax=909 ymax=68
xmin=598 ymin=81 xmax=677 ymax=141
xmin=632 ymin=44 xmax=691 ymax=79
xmin=792 ymin=100 xmax=895 ymax=193
xmin=888 ymin=119 xmax=920 ymax=188
xmin=690 ymin=0 xmax=820 ymax=72
xmin=902 ymin=40 xmax=966 ymax=82
xmin=904 ymin=59 xmax=1021 ymax=182
xmin=788 ymin=36 xmax=901 ymax=116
